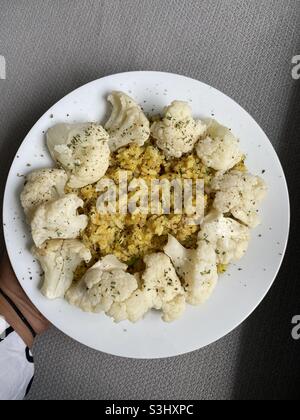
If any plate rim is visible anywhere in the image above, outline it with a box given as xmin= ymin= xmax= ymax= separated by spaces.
xmin=3 ymin=70 xmax=291 ymax=359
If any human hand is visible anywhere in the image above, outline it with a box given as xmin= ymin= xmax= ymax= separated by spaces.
xmin=0 ymin=252 xmax=49 ymax=348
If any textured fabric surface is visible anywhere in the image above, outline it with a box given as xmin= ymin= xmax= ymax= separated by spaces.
xmin=0 ymin=0 xmax=299 ymax=400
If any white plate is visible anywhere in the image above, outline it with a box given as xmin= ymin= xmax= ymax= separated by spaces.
xmin=3 ymin=72 xmax=290 ymax=359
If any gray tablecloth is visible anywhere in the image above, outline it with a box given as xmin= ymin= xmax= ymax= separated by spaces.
xmin=0 ymin=0 xmax=299 ymax=400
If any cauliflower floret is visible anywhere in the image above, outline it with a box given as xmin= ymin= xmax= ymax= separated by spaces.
xmin=104 ymin=253 xmax=186 ymax=323
xmin=199 ymin=212 xmax=251 ymax=264
xmin=67 ymin=255 xmax=153 ymax=323
xmin=33 ymin=239 xmax=91 ymax=300
xmin=31 ymin=194 xmax=88 ymax=247
xmin=151 ymin=101 xmax=207 ymax=159
xmin=107 ymin=289 xmax=153 ymax=323
xmin=105 ymin=92 xmax=150 ymax=152
xmin=66 ymin=255 xmax=138 ymax=315
xmin=211 ymin=171 xmax=267 ymax=227
xmin=20 ymin=169 xmax=68 ymax=220
xmin=47 ymin=123 xmax=110 ymax=188
xmin=161 ymin=295 xmax=186 ymax=323
xmin=164 ymin=235 xmax=218 ymax=306
xmin=196 ymin=120 xmax=243 ymax=171
xmin=65 ymin=274 xmax=94 ymax=313
xmin=142 ymin=253 xmax=186 ymax=322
